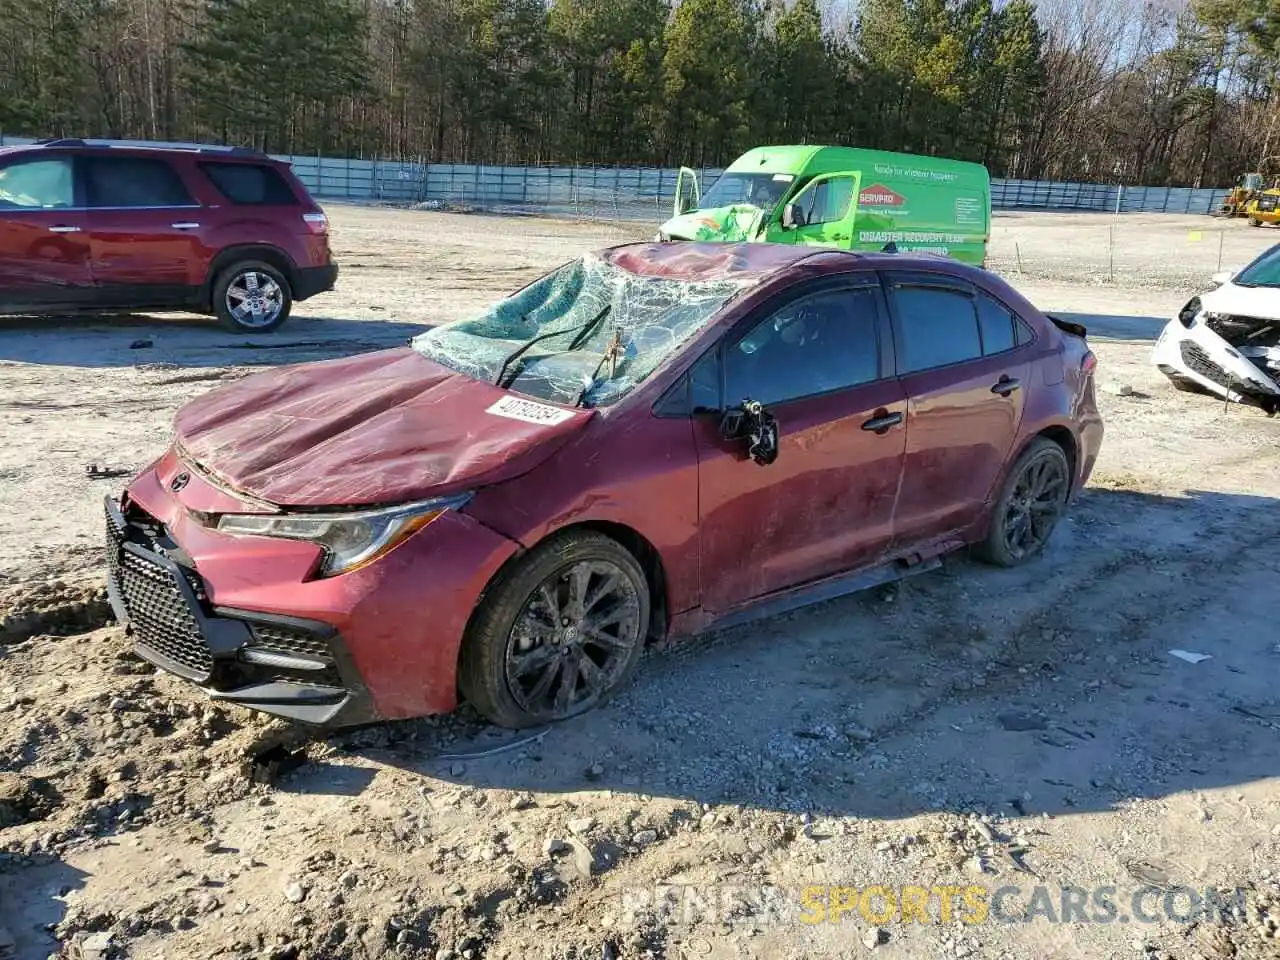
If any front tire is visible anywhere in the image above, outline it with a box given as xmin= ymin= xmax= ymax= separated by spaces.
xmin=213 ymin=261 xmax=292 ymax=333
xmin=459 ymin=531 xmax=650 ymax=729
xmin=975 ymin=438 xmax=1071 ymax=568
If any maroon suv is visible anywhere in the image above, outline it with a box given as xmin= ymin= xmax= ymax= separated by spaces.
xmin=106 ymin=243 xmax=1102 ymax=729
xmin=0 ymin=138 xmax=336 ymax=331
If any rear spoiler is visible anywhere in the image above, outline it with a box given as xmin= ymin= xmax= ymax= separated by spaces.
xmin=1047 ymin=314 xmax=1088 ymax=339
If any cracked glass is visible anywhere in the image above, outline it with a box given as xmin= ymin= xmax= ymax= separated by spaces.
xmin=410 ymin=253 xmax=752 ymax=407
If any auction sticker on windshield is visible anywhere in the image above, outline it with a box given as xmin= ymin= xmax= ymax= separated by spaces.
xmin=486 ymin=395 xmax=576 ymax=425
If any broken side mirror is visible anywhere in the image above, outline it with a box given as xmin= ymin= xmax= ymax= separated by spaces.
xmin=720 ymin=400 xmax=778 ymax=466
xmin=781 ymin=203 xmax=803 ymax=230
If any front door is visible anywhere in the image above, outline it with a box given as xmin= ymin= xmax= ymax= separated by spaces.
xmin=693 ymin=277 xmax=907 ymax=614
xmin=83 ymin=153 xmax=209 ymax=306
xmin=0 ymin=155 xmax=93 ymax=311
xmin=883 ymin=273 xmax=1032 ymax=546
xmin=766 ymin=171 xmax=862 ymax=249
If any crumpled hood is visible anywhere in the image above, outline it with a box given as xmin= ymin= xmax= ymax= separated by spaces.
xmin=1202 ymin=282 xmax=1280 ymax=320
xmin=660 ymin=205 xmax=766 ymax=242
xmin=173 ymin=347 xmax=594 ymax=508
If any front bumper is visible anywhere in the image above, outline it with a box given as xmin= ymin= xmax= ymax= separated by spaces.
xmin=104 ymin=496 xmax=376 ymax=727
xmin=294 ymin=263 xmax=338 ymax=301
xmin=1152 ymin=318 xmax=1280 ymax=406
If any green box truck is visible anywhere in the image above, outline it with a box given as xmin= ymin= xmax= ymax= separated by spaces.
xmin=657 ymin=144 xmax=992 ymax=266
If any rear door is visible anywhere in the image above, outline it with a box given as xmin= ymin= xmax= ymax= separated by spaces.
xmin=690 ymin=277 xmax=907 ymax=612
xmin=884 ymin=272 xmax=1032 ymax=547
xmin=0 ymin=154 xmax=92 ymax=311
xmin=84 ymin=153 xmax=210 ymax=306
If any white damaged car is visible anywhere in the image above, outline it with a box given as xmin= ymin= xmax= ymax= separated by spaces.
xmin=1152 ymin=244 xmax=1280 ymax=415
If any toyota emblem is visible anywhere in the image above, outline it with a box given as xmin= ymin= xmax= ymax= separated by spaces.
xmin=170 ymin=472 xmax=190 ymax=492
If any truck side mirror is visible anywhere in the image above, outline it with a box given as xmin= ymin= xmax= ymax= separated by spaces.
xmin=781 ymin=203 xmax=804 ymax=230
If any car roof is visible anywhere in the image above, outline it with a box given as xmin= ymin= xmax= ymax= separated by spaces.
xmin=3 ymin=138 xmax=273 ymax=162
xmin=601 ymin=241 xmax=977 ymax=284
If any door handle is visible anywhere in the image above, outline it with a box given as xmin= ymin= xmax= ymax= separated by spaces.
xmin=47 ymin=225 xmax=81 ymax=234
xmin=991 ymin=376 xmax=1021 ymax=397
xmin=861 ymin=411 xmax=904 ymax=433
xmin=171 ymin=222 xmax=201 ymax=230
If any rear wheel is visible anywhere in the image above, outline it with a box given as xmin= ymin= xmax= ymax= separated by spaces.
xmin=459 ymin=532 xmax=650 ymax=728
xmin=976 ymin=438 xmax=1071 ymax=568
xmin=1249 ymin=217 xmax=1263 ymax=227
xmin=213 ymin=260 xmax=293 ymax=333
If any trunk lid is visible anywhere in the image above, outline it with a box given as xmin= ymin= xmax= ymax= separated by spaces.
xmin=173 ymin=347 xmax=593 ymax=508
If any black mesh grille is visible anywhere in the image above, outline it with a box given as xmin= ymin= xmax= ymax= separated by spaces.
xmin=1180 ymin=341 xmax=1233 ymax=389
xmin=118 ymin=549 xmax=214 ymax=680
xmin=106 ymin=509 xmax=125 ymax=588
xmin=250 ymin=624 xmax=333 ymax=661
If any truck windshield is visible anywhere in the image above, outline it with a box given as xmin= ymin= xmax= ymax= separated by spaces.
xmin=411 ymin=254 xmax=750 ymax=407
xmin=697 ymin=172 xmax=794 ymax=213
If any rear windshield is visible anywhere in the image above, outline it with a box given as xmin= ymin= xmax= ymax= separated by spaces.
xmin=410 ymin=254 xmax=750 ymax=408
xmin=199 ymin=162 xmax=299 ymax=205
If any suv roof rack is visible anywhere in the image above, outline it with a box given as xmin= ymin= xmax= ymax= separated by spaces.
xmin=35 ymin=137 xmax=267 ymax=158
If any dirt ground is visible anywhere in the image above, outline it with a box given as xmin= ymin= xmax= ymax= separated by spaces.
xmin=2 ymin=207 xmax=1280 ymax=960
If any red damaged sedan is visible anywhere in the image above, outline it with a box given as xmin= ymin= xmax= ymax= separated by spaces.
xmin=105 ymin=243 xmax=1102 ymax=729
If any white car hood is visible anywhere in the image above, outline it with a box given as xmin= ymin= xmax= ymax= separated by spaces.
xmin=1200 ymin=282 xmax=1280 ymax=319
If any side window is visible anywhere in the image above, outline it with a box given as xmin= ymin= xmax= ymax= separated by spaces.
xmin=689 ymin=351 xmax=720 ymax=412
xmin=85 ymin=157 xmax=193 ymax=208
xmin=795 ymin=176 xmax=855 ymax=226
xmin=1015 ymin=317 xmax=1035 ymax=345
xmin=0 ymin=159 xmax=74 ymax=209
xmin=893 ymin=286 xmax=983 ymax=373
xmin=199 ymin=162 xmax=298 ymax=205
xmin=724 ymin=287 xmax=880 ymax=406
xmin=976 ymin=292 xmax=1015 ymax=356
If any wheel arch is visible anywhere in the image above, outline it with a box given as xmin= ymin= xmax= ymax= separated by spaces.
xmin=1034 ymin=424 xmax=1078 ymax=490
xmin=460 ymin=519 xmax=672 ymax=662
xmin=202 ymin=244 xmax=299 ymax=307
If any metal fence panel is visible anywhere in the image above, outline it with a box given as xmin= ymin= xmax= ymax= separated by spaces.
xmin=0 ymin=133 xmax=1235 ymax=220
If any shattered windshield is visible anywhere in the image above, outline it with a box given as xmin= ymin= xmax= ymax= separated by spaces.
xmin=696 ymin=172 xmax=794 ymax=214
xmin=1234 ymin=245 xmax=1280 ymax=287
xmin=411 ymin=254 xmax=751 ymax=407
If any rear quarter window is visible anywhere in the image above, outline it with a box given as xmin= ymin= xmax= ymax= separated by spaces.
xmin=199 ymin=162 xmax=299 ymax=205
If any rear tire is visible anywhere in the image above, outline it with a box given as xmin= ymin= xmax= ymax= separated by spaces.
xmin=1249 ymin=217 xmax=1262 ymax=227
xmin=213 ymin=260 xmax=292 ymax=333
xmin=975 ymin=438 xmax=1071 ymax=568
xmin=459 ymin=531 xmax=650 ymax=729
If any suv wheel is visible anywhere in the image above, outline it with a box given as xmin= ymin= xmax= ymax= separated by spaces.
xmin=213 ymin=261 xmax=293 ymax=332
xmin=459 ymin=531 xmax=650 ymax=729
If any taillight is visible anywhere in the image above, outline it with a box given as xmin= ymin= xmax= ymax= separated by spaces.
xmin=302 ymin=212 xmax=328 ymax=235
xmin=1081 ymin=351 xmax=1097 ymax=376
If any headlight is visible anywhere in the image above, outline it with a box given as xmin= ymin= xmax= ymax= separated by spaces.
xmin=1178 ymin=297 xmax=1201 ymax=328
xmin=215 ymin=493 xmax=472 ymax=577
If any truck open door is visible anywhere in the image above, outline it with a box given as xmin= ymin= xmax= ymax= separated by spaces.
xmin=673 ymin=167 xmax=700 ymax=218
xmin=768 ymin=171 xmax=862 ymax=249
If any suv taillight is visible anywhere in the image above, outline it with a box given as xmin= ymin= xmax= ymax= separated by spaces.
xmin=1082 ymin=351 xmax=1097 ymax=376
xmin=302 ymin=212 xmax=328 ymax=235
